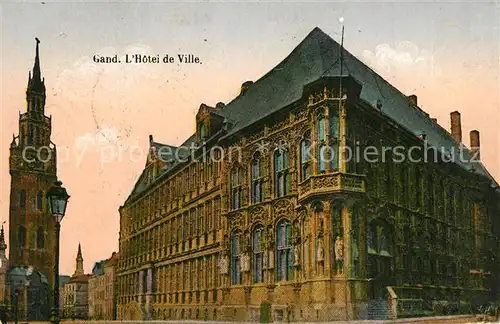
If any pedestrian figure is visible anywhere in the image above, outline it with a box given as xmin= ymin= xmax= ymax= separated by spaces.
xmin=0 ymin=305 xmax=7 ymax=324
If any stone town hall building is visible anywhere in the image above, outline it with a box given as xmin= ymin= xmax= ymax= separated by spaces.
xmin=116 ymin=28 xmax=500 ymax=321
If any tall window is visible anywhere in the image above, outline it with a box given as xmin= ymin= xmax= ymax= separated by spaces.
xmin=36 ymin=191 xmax=43 ymax=211
xmin=19 ymin=190 xmax=26 ymax=210
xmin=253 ymin=226 xmax=265 ymax=283
xmin=384 ymin=152 xmax=393 ymax=201
xmin=37 ymin=227 xmax=44 ymax=249
xmin=18 ymin=226 xmax=26 ymax=248
xmin=27 ymin=125 xmax=33 ymax=145
xmin=368 ymin=221 xmax=392 ymax=257
xmin=401 ymin=165 xmax=408 ymax=206
xmin=276 ymin=220 xmax=293 ymax=281
xmin=316 ymin=110 xmax=326 ymax=141
xmin=230 ymin=167 xmax=244 ymax=210
xmin=199 ymin=122 xmax=208 ymax=141
xmin=318 ymin=145 xmax=327 ymax=173
xmin=231 ymin=232 xmax=241 ymax=285
xmin=300 ymin=132 xmax=312 ymax=181
xmin=329 ymin=104 xmax=340 ymax=170
xmin=427 ymin=175 xmax=434 ymax=215
xmin=274 ymin=148 xmax=290 ymax=197
xmin=415 ymin=167 xmax=422 ymax=209
xmin=251 ymin=153 xmax=264 ymax=203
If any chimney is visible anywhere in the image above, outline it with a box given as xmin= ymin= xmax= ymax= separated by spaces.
xmin=470 ymin=130 xmax=480 ymax=160
xmin=408 ymin=94 xmax=418 ymax=106
xmin=431 ymin=118 xmax=437 ymax=123
xmin=450 ymin=111 xmax=462 ymax=143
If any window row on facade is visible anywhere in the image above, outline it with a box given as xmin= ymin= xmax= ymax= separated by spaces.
xmin=120 ymin=196 xmax=221 ymax=269
xmin=118 ymin=254 xmax=218 ymax=305
xmin=124 ymin=155 xmax=221 ymax=234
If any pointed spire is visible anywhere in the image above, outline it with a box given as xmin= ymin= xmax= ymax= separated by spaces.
xmin=77 ymin=242 xmax=82 ymax=259
xmin=74 ymin=243 xmax=84 ymax=276
xmin=33 ymin=37 xmax=41 ymax=81
xmin=27 ymin=37 xmax=45 ymax=93
xmin=0 ymin=221 xmax=7 ymax=250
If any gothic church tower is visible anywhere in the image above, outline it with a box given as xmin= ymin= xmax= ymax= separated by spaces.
xmin=8 ymin=38 xmax=58 ymax=288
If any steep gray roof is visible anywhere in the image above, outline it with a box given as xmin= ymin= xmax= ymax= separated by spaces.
xmin=218 ymin=27 xmax=497 ymax=185
xmin=125 ymin=27 xmax=497 ymax=204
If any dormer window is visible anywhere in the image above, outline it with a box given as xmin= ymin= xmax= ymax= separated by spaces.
xmin=199 ymin=121 xmax=208 ymax=141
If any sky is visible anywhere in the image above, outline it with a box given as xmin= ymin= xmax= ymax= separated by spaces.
xmin=1 ymin=1 xmax=499 ymax=276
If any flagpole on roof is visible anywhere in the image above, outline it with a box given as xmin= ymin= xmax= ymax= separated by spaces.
xmin=339 ymin=17 xmax=345 ymax=99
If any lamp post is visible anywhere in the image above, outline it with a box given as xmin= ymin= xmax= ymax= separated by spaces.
xmin=46 ymin=180 xmax=70 ymax=324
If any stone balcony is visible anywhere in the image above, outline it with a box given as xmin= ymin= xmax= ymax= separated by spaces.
xmin=298 ymin=172 xmax=366 ymax=202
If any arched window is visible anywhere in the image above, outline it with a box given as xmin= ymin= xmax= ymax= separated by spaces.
xmin=329 ymin=104 xmax=340 ymax=139
xmin=449 ymin=186 xmax=455 ymax=225
xmin=18 ymin=226 xmax=26 ymax=248
xmin=427 ymin=174 xmax=434 ymax=215
xmin=274 ymin=148 xmax=290 ymax=198
xmin=19 ymin=189 xmax=26 ymax=210
xmin=252 ymin=226 xmax=265 ymax=283
xmin=230 ymin=167 xmax=243 ymax=210
xmin=230 ymin=232 xmax=241 ymax=285
xmin=276 ymin=220 xmax=293 ymax=281
xmin=34 ymin=127 xmax=39 ymax=146
xmin=27 ymin=125 xmax=33 ymax=145
xmin=251 ymin=153 xmax=264 ymax=204
xmin=415 ymin=167 xmax=422 ymax=209
xmin=318 ymin=144 xmax=327 ymax=173
xmin=329 ymin=104 xmax=340 ymax=170
xmin=300 ymin=132 xmax=312 ymax=181
xmin=385 ymin=152 xmax=393 ymax=201
xmin=199 ymin=121 xmax=209 ymax=141
xmin=400 ymin=165 xmax=408 ymax=205
xmin=367 ymin=222 xmax=377 ymax=253
xmin=37 ymin=227 xmax=45 ymax=249
xmin=36 ymin=191 xmax=43 ymax=211
xmin=380 ymin=226 xmax=390 ymax=256
xmin=367 ymin=221 xmax=392 ymax=257
xmin=316 ymin=109 xmax=326 ymax=141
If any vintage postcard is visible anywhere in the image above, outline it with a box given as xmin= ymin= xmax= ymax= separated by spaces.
xmin=1 ymin=1 xmax=499 ymax=323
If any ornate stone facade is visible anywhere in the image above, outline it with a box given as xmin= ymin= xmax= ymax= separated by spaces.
xmin=116 ymin=28 xmax=500 ymax=321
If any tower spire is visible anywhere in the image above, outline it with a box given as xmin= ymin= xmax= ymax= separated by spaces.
xmin=33 ymin=37 xmax=41 ymax=81
xmin=27 ymin=37 xmax=45 ymax=93
xmin=74 ymin=243 xmax=84 ymax=276
xmin=0 ymin=222 xmax=6 ymax=250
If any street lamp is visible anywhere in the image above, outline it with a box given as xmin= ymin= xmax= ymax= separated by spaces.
xmin=46 ymin=180 xmax=69 ymax=324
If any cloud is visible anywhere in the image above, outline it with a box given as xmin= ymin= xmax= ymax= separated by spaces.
xmin=362 ymin=41 xmax=441 ymax=79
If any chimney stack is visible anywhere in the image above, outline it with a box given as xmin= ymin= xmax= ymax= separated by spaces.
xmin=431 ymin=118 xmax=437 ymax=123
xmin=408 ymin=95 xmax=418 ymax=106
xmin=450 ymin=111 xmax=462 ymax=143
xmin=470 ymin=130 xmax=480 ymax=160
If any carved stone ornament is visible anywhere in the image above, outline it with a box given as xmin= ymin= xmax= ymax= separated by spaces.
xmin=317 ymin=236 xmax=325 ymax=262
xmin=267 ymin=250 xmax=274 ymax=269
xmin=229 ymin=212 xmax=244 ymax=229
xmin=294 ymin=244 xmax=301 ymax=266
xmin=218 ymin=255 xmax=229 ymax=275
xmin=241 ymin=253 xmax=251 ymax=272
xmin=273 ymin=199 xmax=292 ymax=219
xmin=335 ymin=236 xmax=344 ymax=261
xmin=249 ymin=206 xmax=267 ymax=224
